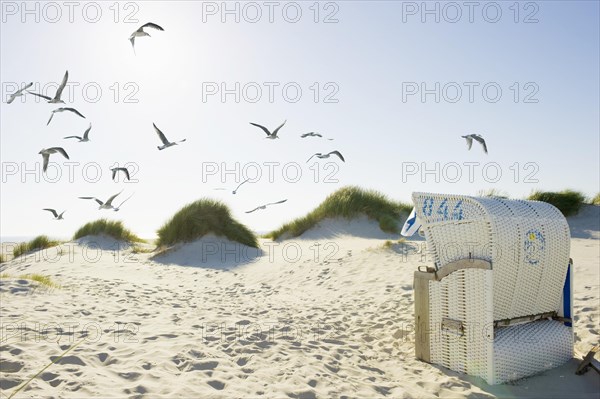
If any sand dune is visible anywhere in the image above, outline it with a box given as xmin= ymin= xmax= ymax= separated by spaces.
xmin=568 ymin=205 xmax=600 ymax=239
xmin=0 ymin=211 xmax=598 ymax=398
xmin=278 ymin=216 xmax=403 ymax=241
xmin=151 ymin=234 xmax=264 ymax=269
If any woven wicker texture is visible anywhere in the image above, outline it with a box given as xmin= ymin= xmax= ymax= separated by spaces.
xmin=492 ymin=320 xmax=573 ymax=384
xmin=412 ymin=192 xmax=571 ymax=320
xmin=428 ymin=268 xmax=494 ymax=380
xmin=426 ymin=268 xmax=572 ymax=384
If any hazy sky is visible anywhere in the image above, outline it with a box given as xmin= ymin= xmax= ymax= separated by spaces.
xmin=1 ymin=0 xmax=599 ymax=239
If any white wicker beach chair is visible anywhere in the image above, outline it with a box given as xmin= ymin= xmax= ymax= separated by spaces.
xmin=412 ymin=192 xmax=573 ymax=384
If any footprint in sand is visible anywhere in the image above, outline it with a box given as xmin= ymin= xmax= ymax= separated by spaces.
xmin=374 ymin=386 xmax=392 ymax=396
xmin=324 ymin=363 xmax=340 ymax=373
xmin=0 ymin=378 xmax=21 ymax=390
xmin=0 ymin=360 xmax=24 ymax=373
xmin=118 ymin=372 xmax=142 ymax=381
xmin=191 ymin=361 xmax=218 ymax=371
xmin=159 ymin=333 xmax=178 ymax=338
xmin=50 ymin=355 xmax=85 ymax=366
xmin=123 ymin=385 xmax=148 ymax=396
xmin=7 ymin=348 xmax=23 ymax=355
xmin=140 ymin=362 xmax=153 ymax=370
xmin=236 ymin=356 xmax=252 ymax=366
xmin=207 ymin=380 xmax=225 ymax=390
xmin=96 ymin=353 xmax=109 ymax=362
xmin=48 ymin=378 xmax=63 ymax=387
xmin=358 ymin=364 xmax=385 ymax=375
xmin=287 ymin=390 xmax=317 ymax=399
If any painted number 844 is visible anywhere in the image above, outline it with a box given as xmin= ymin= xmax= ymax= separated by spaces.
xmin=422 ymin=197 xmax=464 ymax=221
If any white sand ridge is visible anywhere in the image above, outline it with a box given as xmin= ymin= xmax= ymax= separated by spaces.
xmin=0 ymin=214 xmax=598 ymax=397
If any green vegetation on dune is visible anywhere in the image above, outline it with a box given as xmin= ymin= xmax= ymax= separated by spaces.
xmin=477 ymin=188 xmax=509 ymax=199
xmin=0 ymin=273 xmax=59 ymax=289
xmin=266 ymin=186 xmax=412 ymax=240
xmin=73 ymin=219 xmax=143 ymax=242
xmin=156 ymin=199 xmax=258 ymax=248
xmin=590 ymin=193 xmax=600 ymax=206
xmin=527 ymin=190 xmax=586 ymax=217
xmin=12 ymin=235 xmax=61 ymax=258
xmin=24 ymin=274 xmax=60 ymax=289
xmin=131 ymin=245 xmax=154 ymax=254
xmin=382 ymin=238 xmax=406 ymax=249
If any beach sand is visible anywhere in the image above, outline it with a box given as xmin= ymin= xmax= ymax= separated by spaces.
xmin=0 ymin=209 xmax=599 ymax=398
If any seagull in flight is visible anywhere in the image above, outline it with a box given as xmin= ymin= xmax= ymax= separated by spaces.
xmin=245 ymin=199 xmax=288 ymax=214
xmin=462 ymin=134 xmax=488 ymax=154
xmin=250 ymin=120 xmax=286 ymax=139
xmin=154 ymin=123 xmax=186 ymax=150
xmin=47 ymin=107 xmax=85 ymax=125
xmin=43 ymin=209 xmax=65 ymax=220
xmin=113 ymin=193 xmax=134 ymax=212
xmin=110 ymin=167 xmax=131 ymax=181
xmin=7 ymin=82 xmax=33 ymax=104
xmin=129 ymin=22 xmax=165 ymax=53
xmin=301 ymin=132 xmax=333 ymax=140
xmin=306 ymin=150 xmax=345 ymax=163
xmin=28 ymin=70 xmax=69 ymax=103
xmin=63 ymin=123 xmax=91 ymax=142
xmin=232 ymin=179 xmax=250 ymax=194
xmin=39 ymin=147 xmax=69 ymax=172
xmin=79 ymin=191 xmax=123 ymax=210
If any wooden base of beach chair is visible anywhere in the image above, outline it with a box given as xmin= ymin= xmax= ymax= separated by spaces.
xmin=576 ymin=344 xmax=600 ymax=375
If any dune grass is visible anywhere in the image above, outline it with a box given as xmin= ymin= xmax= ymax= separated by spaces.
xmin=12 ymin=235 xmax=61 ymax=258
xmin=527 ymin=189 xmax=586 ymax=216
xmin=73 ymin=219 xmax=143 ymax=242
xmin=0 ymin=273 xmax=59 ymax=289
xmin=477 ymin=188 xmax=509 ymax=199
xmin=23 ymin=273 xmax=59 ymax=288
xmin=382 ymin=238 xmax=406 ymax=249
xmin=131 ymin=245 xmax=154 ymax=254
xmin=156 ymin=199 xmax=258 ymax=248
xmin=590 ymin=193 xmax=600 ymax=206
xmin=266 ymin=186 xmax=412 ymax=240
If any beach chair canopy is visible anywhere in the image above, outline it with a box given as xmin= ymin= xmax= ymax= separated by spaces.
xmin=412 ymin=192 xmax=570 ymax=321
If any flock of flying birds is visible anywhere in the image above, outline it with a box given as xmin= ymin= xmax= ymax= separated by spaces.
xmin=6 ymin=22 xmax=350 ymax=221
xmin=8 ymin=68 xmax=137 ymax=221
xmin=7 ymin=20 xmax=488 ymax=223
xmin=210 ymin=119 xmax=345 ymax=213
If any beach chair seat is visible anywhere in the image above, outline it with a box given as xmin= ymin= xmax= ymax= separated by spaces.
xmin=412 ymin=192 xmax=573 ymax=384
